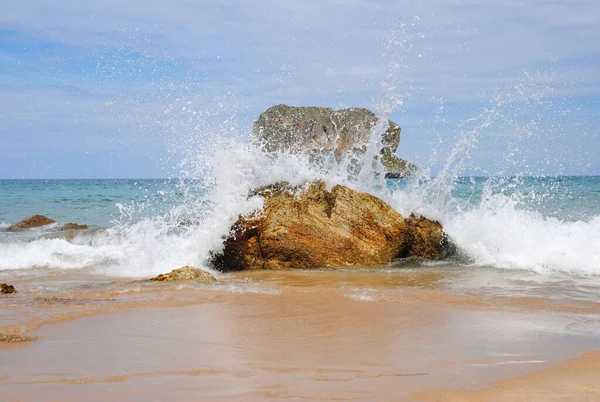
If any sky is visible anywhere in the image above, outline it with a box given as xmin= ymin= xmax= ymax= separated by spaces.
xmin=1 ymin=0 xmax=599 ymax=178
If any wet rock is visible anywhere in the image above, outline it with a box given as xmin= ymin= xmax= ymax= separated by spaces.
xmin=253 ymin=105 xmax=416 ymax=177
xmin=177 ymin=219 xmax=199 ymax=227
xmin=150 ymin=266 xmax=216 ymax=282
xmin=40 ymin=227 xmax=102 ymax=241
xmin=247 ymin=181 xmax=300 ymax=198
xmin=400 ymin=214 xmax=453 ymax=260
xmin=212 ymin=181 xmax=448 ymax=271
xmin=1 ymin=284 xmax=16 ymax=294
xmin=7 ymin=214 xmax=55 ymax=231
xmin=59 ymin=223 xmax=88 ymax=231
xmin=0 ymin=333 xmax=36 ymax=343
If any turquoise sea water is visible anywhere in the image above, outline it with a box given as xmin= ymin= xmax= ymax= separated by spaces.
xmin=2 ymin=176 xmax=598 ymax=227
xmin=0 ymin=179 xmax=183 ymax=227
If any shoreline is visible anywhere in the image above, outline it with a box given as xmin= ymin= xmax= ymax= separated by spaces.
xmin=415 ymin=350 xmax=600 ymax=401
xmin=4 ymin=267 xmax=600 ymax=345
xmin=2 ymin=279 xmax=600 ymax=401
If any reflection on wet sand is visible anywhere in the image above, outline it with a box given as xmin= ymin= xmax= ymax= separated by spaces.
xmin=2 ymin=267 xmax=600 ymax=400
xmin=227 ymin=266 xmax=449 ymax=288
xmin=2 ymin=287 xmax=600 ymax=401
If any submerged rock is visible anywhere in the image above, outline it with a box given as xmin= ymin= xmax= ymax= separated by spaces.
xmin=150 ymin=266 xmax=216 ymax=282
xmin=212 ymin=181 xmax=449 ymax=271
xmin=1 ymin=283 xmax=16 ymax=294
xmin=253 ymin=105 xmax=416 ymax=178
xmin=7 ymin=214 xmax=55 ymax=231
xmin=6 ymin=215 xmax=88 ymax=232
xmin=59 ymin=223 xmax=88 ymax=231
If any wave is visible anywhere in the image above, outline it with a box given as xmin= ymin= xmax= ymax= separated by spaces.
xmin=446 ymin=199 xmax=600 ymax=274
xmin=1 ymin=148 xmax=598 ymax=278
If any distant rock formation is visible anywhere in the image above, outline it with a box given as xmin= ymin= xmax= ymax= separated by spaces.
xmin=212 ymin=181 xmax=450 ymax=271
xmin=252 ymin=105 xmax=415 ymax=178
xmin=60 ymin=223 xmax=89 ymax=231
xmin=7 ymin=214 xmax=55 ymax=231
xmin=150 ymin=266 xmax=216 ymax=282
xmin=6 ymin=215 xmax=89 ymax=232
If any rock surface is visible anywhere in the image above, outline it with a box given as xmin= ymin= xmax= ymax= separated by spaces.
xmin=1 ymin=283 xmax=16 ymax=294
xmin=252 ymin=105 xmax=415 ymax=177
xmin=7 ymin=214 xmax=55 ymax=231
xmin=402 ymin=214 xmax=449 ymax=260
xmin=150 ymin=266 xmax=216 ymax=282
xmin=212 ymin=181 xmax=449 ymax=271
xmin=60 ymin=223 xmax=89 ymax=230
xmin=0 ymin=333 xmax=36 ymax=343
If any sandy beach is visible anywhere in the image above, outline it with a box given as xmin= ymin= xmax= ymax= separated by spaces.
xmin=2 ymin=269 xmax=600 ymax=401
xmin=418 ymin=351 xmax=600 ymax=401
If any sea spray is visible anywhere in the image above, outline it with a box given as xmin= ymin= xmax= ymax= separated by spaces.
xmin=1 ymin=20 xmax=599 ymax=278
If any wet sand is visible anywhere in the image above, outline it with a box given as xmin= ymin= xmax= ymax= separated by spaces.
xmin=2 ymin=269 xmax=600 ymax=401
xmin=417 ymin=351 xmax=600 ymax=401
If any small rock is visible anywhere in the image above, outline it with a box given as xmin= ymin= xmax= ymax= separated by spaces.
xmin=177 ymin=219 xmax=199 ymax=227
xmin=1 ymin=284 xmax=16 ymax=294
xmin=0 ymin=333 xmax=36 ymax=343
xmin=7 ymin=214 xmax=55 ymax=231
xmin=60 ymin=223 xmax=88 ymax=230
xmin=150 ymin=266 xmax=216 ymax=282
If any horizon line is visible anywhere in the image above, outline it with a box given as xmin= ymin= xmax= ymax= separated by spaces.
xmin=1 ymin=174 xmax=599 ymax=181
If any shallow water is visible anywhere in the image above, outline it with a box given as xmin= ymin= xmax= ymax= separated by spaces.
xmin=2 ymin=285 xmax=600 ymax=401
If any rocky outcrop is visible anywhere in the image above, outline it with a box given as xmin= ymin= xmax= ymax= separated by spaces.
xmin=150 ymin=266 xmax=216 ymax=282
xmin=1 ymin=284 xmax=16 ymax=294
xmin=212 ymin=181 xmax=450 ymax=271
xmin=59 ymin=223 xmax=88 ymax=231
xmin=252 ymin=105 xmax=415 ymax=177
xmin=7 ymin=214 xmax=55 ymax=231
xmin=6 ymin=215 xmax=90 ymax=233
xmin=6 ymin=215 xmax=89 ymax=232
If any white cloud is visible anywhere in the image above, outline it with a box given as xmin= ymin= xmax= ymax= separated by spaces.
xmin=1 ymin=0 xmax=599 ymax=176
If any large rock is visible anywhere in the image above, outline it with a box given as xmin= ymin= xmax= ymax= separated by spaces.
xmin=252 ymin=105 xmax=415 ymax=177
xmin=212 ymin=181 xmax=449 ymax=271
xmin=7 ymin=214 xmax=55 ymax=231
xmin=150 ymin=266 xmax=216 ymax=282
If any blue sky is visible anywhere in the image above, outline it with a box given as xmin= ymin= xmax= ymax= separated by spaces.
xmin=1 ymin=0 xmax=599 ymax=178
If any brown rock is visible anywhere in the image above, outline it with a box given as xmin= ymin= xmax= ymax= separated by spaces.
xmin=400 ymin=214 xmax=450 ymax=260
xmin=150 ymin=266 xmax=216 ymax=282
xmin=59 ymin=223 xmax=89 ymax=230
xmin=252 ymin=105 xmax=416 ymax=177
xmin=0 ymin=333 xmax=36 ymax=343
xmin=1 ymin=283 xmax=16 ymax=294
xmin=212 ymin=181 xmax=449 ymax=271
xmin=7 ymin=214 xmax=55 ymax=231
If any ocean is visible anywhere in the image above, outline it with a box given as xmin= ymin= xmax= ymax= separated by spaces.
xmin=1 ymin=174 xmax=599 ymax=281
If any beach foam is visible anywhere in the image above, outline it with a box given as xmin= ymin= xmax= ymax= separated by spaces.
xmin=0 ymin=140 xmax=599 ymax=278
